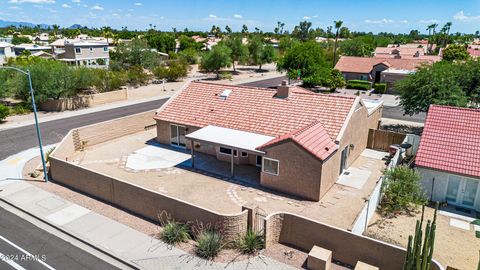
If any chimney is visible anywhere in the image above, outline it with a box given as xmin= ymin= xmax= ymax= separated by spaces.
xmin=276 ymin=80 xmax=290 ymax=98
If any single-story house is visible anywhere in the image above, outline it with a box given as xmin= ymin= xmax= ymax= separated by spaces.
xmin=13 ymin=43 xmax=51 ymax=56
xmin=416 ymin=105 xmax=480 ymax=212
xmin=334 ymin=56 xmax=438 ymax=91
xmin=154 ymin=81 xmax=383 ymax=201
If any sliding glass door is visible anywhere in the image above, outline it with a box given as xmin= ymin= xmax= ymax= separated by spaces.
xmin=170 ymin=124 xmax=186 ymax=147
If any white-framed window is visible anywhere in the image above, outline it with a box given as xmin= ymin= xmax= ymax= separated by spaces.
xmin=241 ymin=152 xmax=248 ymax=157
xmin=262 ymin=157 xmax=279 ymax=176
xmin=219 ymin=147 xmax=237 ymax=156
xmin=75 ymin=47 xmax=81 ymax=54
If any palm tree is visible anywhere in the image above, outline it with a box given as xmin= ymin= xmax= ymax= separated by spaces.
xmin=332 ymin=20 xmax=343 ymax=67
xmin=52 ymin=24 xmax=60 ymax=39
xmin=442 ymin=22 xmax=452 ymax=47
xmin=101 ymin=26 xmax=113 ymax=45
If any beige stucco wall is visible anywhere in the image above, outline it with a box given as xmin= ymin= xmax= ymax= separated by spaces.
xmin=260 ymin=141 xmax=323 ymax=200
xmin=39 ymin=89 xmax=127 ymax=112
xmin=265 ymin=212 xmax=443 ymax=270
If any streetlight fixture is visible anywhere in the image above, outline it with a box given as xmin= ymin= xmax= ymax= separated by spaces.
xmin=0 ymin=66 xmax=49 ymax=182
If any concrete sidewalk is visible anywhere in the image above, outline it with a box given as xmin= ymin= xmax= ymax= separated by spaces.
xmin=0 ymin=149 xmax=295 ymax=270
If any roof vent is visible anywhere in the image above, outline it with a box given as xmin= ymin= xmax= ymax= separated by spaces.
xmin=219 ymin=89 xmax=232 ymax=100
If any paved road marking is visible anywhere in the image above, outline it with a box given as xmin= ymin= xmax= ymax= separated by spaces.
xmin=0 ymin=234 xmax=56 ymax=270
xmin=0 ymin=251 xmax=26 ymax=270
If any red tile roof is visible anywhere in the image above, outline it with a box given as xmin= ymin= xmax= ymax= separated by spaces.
xmin=416 ymin=105 xmax=480 ymax=178
xmin=468 ymin=48 xmax=480 ymax=57
xmin=258 ymin=121 xmax=338 ymax=160
xmin=155 ymin=81 xmax=357 ymax=160
xmin=375 ymin=47 xmax=424 ymax=56
xmin=335 ymin=56 xmax=437 ymax=74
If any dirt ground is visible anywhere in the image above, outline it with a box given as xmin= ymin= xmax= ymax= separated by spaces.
xmin=69 ymin=129 xmax=387 ymax=230
xmin=364 ymin=207 xmax=480 ymax=270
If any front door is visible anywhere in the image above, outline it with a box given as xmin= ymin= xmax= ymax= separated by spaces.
xmin=446 ymin=175 xmax=479 ymax=208
xmin=256 ymin=155 xmax=262 ymax=167
xmin=170 ymin=124 xmax=186 ymax=147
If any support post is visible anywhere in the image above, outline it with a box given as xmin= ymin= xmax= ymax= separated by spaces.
xmin=191 ymin=140 xmax=195 ymax=168
xmin=230 ymin=151 xmax=234 ymax=178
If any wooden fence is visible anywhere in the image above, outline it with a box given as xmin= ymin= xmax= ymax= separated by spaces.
xmin=367 ymin=129 xmax=406 ymax=151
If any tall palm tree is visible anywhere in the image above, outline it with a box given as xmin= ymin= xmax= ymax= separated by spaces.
xmin=443 ymin=22 xmax=452 ymax=47
xmin=52 ymin=24 xmax=60 ymax=39
xmin=332 ymin=20 xmax=343 ymax=67
xmin=102 ymin=26 xmax=113 ymax=45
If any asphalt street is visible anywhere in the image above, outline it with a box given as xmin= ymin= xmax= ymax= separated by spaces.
xmin=382 ymin=106 xmax=426 ymax=123
xmin=0 ymin=207 xmax=120 ymax=270
xmin=0 ymin=98 xmax=168 ymax=160
xmin=240 ymin=75 xmax=288 ymax=88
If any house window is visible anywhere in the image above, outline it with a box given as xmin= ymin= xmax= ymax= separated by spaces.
xmin=75 ymin=47 xmax=81 ymax=54
xmin=219 ymin=147 xmax=237 ymax=156
xmin=241 ymin=152 xmax=248 ymax=157
xmin=89 ymin=47 xmax=93 ymax=52
xmin=104 ymin=46 xmax=108 ymax=52
xmin=170 ymin=124 xmax=186 ymax=148
xmin=262 ymin=157 xmax=279 ymax=176
xmin=360 ymin=75 xmax=368 ymax=81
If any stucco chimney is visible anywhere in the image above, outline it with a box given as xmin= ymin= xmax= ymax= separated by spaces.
xmin=276 ymin=80 xmax=290 ymax=98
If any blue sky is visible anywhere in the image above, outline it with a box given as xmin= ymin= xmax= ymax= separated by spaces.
xmin=1 ymin=0 xmax=479 ymax=33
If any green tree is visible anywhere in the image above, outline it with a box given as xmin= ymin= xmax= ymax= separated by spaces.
xmin=178 ymin=35 xmax=201 ymax=51
xmin=397 ymin=61 xmax=471 ymax=114
xmin=11 ymin=35 xmax=31 ymax=45
xmin=224 ymin=37 xmax=248 ymax=72
xmin=153 ymin=59 xmax=188 ymax=82
xmin=278 ymin=36 xmax=297 ymax=56
xmin=381 ymin=166 xmax=427 ymax=214
xmin=110 ymin=38 xmax=160 ymax=69
xmin=339 ymin=38 xmax=371 ymax=56
xmin=292 ymin=21 xmax=312 ymax=41
xmin=322 ymin=69 xmax=346 ymax=90
xmin=442 ymin=44 xmax=469 ymax=61
xmin=247 ymin=36 xmax=263 ymax=68
xmin=258 ymin=44 xmax=276 ymax=70
xmin=145 ymin=33 xmax=176 ymax=53
xmin=200 ymin=44 xmax=232 ymax=78
xmin=332 ymin=20 xmax=343 ymax=67
xmin=277 ymin=41 xmax=329 ymax=87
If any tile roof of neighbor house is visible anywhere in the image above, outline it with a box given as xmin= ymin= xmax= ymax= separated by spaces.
xmin=155 ymin=81 xmax=357 ymax=160
xmin=374 ymin=47 xmax=425 ymax=56
xmin=334 ymin=56 xmax=437 ymax=74
xmin=416 ymin=105 xmax=480 ymax=178
xmin=468 ymin=48 xmax=480 ymax=57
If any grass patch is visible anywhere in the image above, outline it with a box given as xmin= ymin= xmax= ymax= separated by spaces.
xmin=195 ymin=230 xmax=223 ymax=259
xmin=235 ymin=230 xmax=264 ymax=254
xmin=161 ymin=220 xmax=190 ymax=244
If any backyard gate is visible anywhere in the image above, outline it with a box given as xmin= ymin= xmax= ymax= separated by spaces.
xmin=254 ymin=208 xmax=267 ymax=234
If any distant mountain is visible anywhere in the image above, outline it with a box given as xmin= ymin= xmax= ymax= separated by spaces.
xmin=68 ymin=24 xmax=83 ymax=29
xmin=0 ymin=20 xmax=51 ymax=29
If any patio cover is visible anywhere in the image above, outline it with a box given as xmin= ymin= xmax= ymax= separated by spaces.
xmin=185 ymin=125 xmax=275 ymax=154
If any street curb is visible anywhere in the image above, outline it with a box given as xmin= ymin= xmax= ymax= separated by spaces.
xmin=0 ymin=196 xmax=141 ymax=270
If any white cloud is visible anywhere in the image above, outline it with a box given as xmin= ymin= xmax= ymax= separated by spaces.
xmin=91 ymin=5 xmax=103 ymax=10
xmin=453 ymin=10 xmax=480 ymax=22
xmin=303 ymin=16 xmax=311 ymax=20
xmin=9 ymin=0 xmax=55 ymax=3
xmin=9 ymin=6 xmax=20 ymax=9
xmin=233 ymin=14 xmax=242 ymax=19
xmin=72 ymin=0 xmax=80 ymax=2
xmin=364 ymin=18 xmax=394 ymax=24
xmin=399 ymin=20 xmax=408 ymax=24
xmin=209 ymin=14 xmax=217 ymax=18
xmin=134 ymin=2 xmax=142 ymax=6
xmin=62 ymin=3 xmax=71 ymax=8
xmin=418 ymin=19 xmax=439 ymax=24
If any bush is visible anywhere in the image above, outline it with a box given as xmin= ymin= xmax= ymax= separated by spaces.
xmin=94 ymin=70 xmax=128 ymax=92
xmin=347 ymin=80 xmax=372 ymax=86
xmin=0 ymin=104 xmax=10 ymax=121
xmin=381 ymin=165 xmax=427 ymax=214
xmin=374 ymin=83 xmax=387 ymax=94
xmin=346 ymin=83 xmax=371 ymax=90
xmin=161 ymin=220 xmax=190 ymax=244
xmin=195 ymin=230 xmax=223 ymax=259
xmin=235 ymin=230 xmax=264 ymax=254
xmin=219 ymin=72 xmax=233 ymax=80
xmin=126 ymin=65 xmax=150 ymax=86
xmin=153 ymin=60 xmax=188 ymax=82
xmin=10 ymin=103 xmax=31 ymax=115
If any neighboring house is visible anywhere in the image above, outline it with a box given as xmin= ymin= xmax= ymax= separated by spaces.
xmin=49 ymin=38 xmax=73 ymax=56
xmin=154 ymin=81 xmax=383 ymax=201
xmin=0 ymin=42 xmax=16 ymax=65
xmin=56 ymin=40 xmax=109 ymax=67
xmin=33 ymin=33 xmax=50 ymax=45
xmin=374 ymin=47 xmax=425 ymax=58
xmin=0 ymin=36 xmax=13 ymax=43
xmin=334 ymin=56 xmax=438 ymax=91
xmin=13 ymin=43 xmax=51 ymax=55
xmin=30 ymin=51 xmax=53 ymax=59
xmin=416 ymin=105 xmax=480 ymax=212
xmin=467 ymin=46 xmax=480 ymax=58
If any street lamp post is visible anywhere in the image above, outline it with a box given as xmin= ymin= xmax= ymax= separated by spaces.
xmin=1 ymin=66 xmax=49 ymax=182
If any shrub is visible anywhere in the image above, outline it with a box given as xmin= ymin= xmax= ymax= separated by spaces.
xmin=153 ymin=60 xmax=188 ymax=82
xmin=348 ymin=79 xmax=372 ymax=85
xmin=235 ymin=230 xmax=264 ymax=254
xmin=94 ymin=70 xmax=128 ymax=92
xmin=195 ymin=230 xmax=223 ymax=259
xmin=45 ymin=147 xmax=56 ymax=162
xmin=0 ymin=104 xmax=10 ymax=121
xmin=346 ymin=83 xmax=371 ymax=90
xmin=374 ymin=83 xmax=387 ymax=94
xmin=11 ymin=103 xmax=31 ymax=115
xmin=381 ymin=165 xmax=427 ymax=214
xmin=126 ymin=65 xmax=150 ymax=86
xmin=161 ymin=220 xmax=190 ymax=244
xmin=219 ymin=72 xmax=233 ymax=80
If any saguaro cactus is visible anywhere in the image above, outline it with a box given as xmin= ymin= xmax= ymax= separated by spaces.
xmin=403 ymin=204 xmax=438 ymax=270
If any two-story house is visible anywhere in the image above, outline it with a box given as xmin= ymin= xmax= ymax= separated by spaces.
xmin=56 ymin=40 xmax=109 ymax=67
xmin=0 ymin=42 xmax=16 ymax=65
